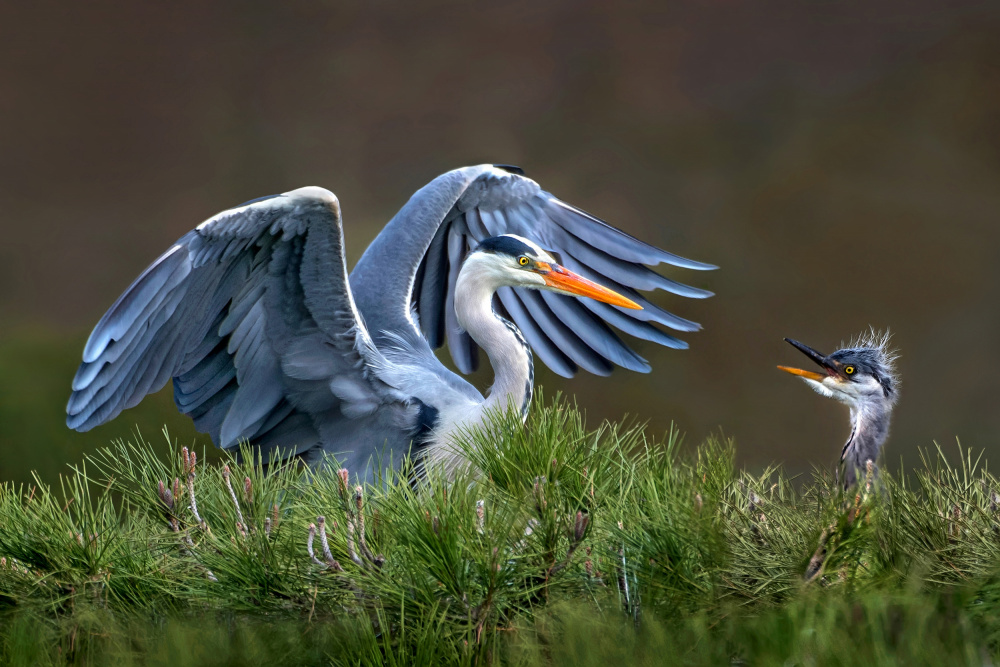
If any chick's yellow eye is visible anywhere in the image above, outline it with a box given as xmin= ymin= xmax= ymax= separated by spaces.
xmin=845 ymin=366 xmax=855 ymax=375
xmin=518 ymin=256 xmax=529 ymax=266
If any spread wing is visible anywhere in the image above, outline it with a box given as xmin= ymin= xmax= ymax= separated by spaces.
xmin=350 ymin=165 xmax=715 ymax=378
xmin=67 ymin=188 xmax=412 ymax=463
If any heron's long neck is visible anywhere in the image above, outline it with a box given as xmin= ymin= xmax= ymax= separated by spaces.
xmin=842 ymin=400 xmax=893 ymax=486
xmin=454 ymin=268 xmax=533 ymax=420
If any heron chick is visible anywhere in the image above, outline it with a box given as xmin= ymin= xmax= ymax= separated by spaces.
xmin=778 ymin=331 xmax=899 ymax=487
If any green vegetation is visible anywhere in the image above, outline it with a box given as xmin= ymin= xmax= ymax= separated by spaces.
xmin=1 ymin=393 xmax=999 ymax=665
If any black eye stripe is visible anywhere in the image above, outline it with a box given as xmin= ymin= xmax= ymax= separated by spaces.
xmin=476 ymin=235 xmax=534 ymax=258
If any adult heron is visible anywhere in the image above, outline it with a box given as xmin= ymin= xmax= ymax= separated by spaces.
xmin=778 ymin=331 xmax=899 ymax=487
xmin=67 ymin=165 xmax=714 ymax=478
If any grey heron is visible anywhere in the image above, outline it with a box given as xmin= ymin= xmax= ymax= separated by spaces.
xmin=778 ymin=331 xmax=899 ymax=487
xmin=67 ymin=165 xmax=714 ymax=479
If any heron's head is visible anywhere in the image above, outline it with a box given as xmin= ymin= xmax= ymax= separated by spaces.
xmin=467 ymin=234 xmax=641 ymax=309
xmin=778 ymin=331 xmax=899 ymax=409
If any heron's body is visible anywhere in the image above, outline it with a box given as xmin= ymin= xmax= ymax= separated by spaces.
xmin=779 ymin=332 xmax=899 ymax=487
xmin=68 ymin=165 xmax=713 ymax=479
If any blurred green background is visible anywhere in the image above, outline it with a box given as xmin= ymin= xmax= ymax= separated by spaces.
xmin=1 ymin=1 xmax=999 ymax=485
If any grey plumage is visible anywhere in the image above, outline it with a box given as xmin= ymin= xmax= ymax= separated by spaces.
xmin=68 ymin=165 xmax=713 ymax=480
xmin=779 ymin=330 xmax=900 ymax=487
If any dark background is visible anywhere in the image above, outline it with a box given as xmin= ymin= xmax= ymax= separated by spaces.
xmin=2 ymin=1 xmax=998 ymax=485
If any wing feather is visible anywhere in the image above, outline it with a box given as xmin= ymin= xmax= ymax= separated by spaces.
xmin=68 ymin=187 xmax=415 ymax=465
xmin=517 ymin=290 xmax=614 ymax=376
xmin=543 ymin=199 xmax=715 ymax=270
xmin=545 ymin=223 xmax=713 ymax=298
xmin=351 ymin=165 xmax=714 ymax=378
xmin=81 ymin=243 xmax=192 ymax=363
xmin=415 ymin=221 xmax=451 ymax=348
xmin=445 ymin=226 xmax=478 ymax=374
xmin=538 ymin=291 xmax=649 ymax=371
xmin=496 ymin=287 xmax=576 ymax=378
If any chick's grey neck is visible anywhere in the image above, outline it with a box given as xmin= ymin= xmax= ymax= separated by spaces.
xmin=841 ymin=397 xmax=893 ymax=487
xmin=453 ymin=261 xmax=533 ymax=420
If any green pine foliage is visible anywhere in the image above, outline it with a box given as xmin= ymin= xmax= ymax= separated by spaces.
xmin=1 ymin=392 xmax=1000 ymax=665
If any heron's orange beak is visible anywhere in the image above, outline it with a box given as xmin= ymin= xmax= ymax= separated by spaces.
xmin=536 ymin=262 xmax=641 ymax=310
xmin=776 ymin=366 xmax=826 ymax=381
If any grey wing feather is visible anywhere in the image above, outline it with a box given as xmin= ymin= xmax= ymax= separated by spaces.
xmin=68 ymin=188 xmax=415 ymax=466
xmin=350 ymin=164 xmax=714 ymax=377
xmin=496 ymin=287 xmax=576 ymax=378
xmin=444 ymin=226 xmax=478 ymax=374
xmin=415 ymin=221 xmax=451 ymax=348
xmin=517 ymin=289 xmax=615 ymax=376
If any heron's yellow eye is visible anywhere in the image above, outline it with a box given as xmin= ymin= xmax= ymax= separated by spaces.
xmin=845 ymin=366 xmax=855 ymax=375
xmin=518 ymin=256 xmax=529 ymax=266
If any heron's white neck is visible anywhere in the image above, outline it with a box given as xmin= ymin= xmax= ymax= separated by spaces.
xmin=454 ymin=257 xmax=534 ymax=420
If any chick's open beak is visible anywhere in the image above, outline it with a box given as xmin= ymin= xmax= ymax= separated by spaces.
xmin=777 ymin=338 xmax=843 ymax=381
xmin=777 ymin=365 xmax=826 ymax=381
xmin=536 ymin=262 xmax=641 ymax=310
